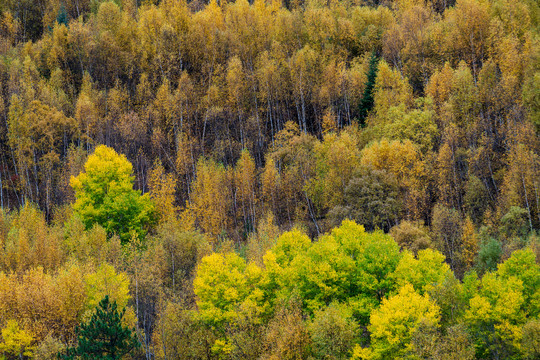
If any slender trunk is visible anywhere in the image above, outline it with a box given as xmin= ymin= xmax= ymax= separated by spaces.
xmin=160 ymin=305 xmax=169 ymax=360
xmin=33 ymin=150 xmax=39 ymax=200
xmin=534 ymin=179 xmax=540 ymax=225
xmin=522 ymin=174 xmax=534 ymax=232
xmin=171 ymin=252 xmax=175 ymax=292
xmin=300 ymin=87 xmax=307 ymax=133
xmin=0 ymin=164 xmax=3 ymax=210
xmin=201 ymin=112 xmax=208 ymax=155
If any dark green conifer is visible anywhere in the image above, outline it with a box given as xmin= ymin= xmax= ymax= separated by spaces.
xmin=61 ymin=296 xmax=139 ymax=360
xmin=358 ymin=51 xmax=379 ymax=126
xmin=56 ymin=5 xmax=68 ymax=26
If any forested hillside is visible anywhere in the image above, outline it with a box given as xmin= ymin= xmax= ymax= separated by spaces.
xmin=0 ymin=0 xmax=539 ymax=359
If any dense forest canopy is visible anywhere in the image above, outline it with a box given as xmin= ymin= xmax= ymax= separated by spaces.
xmin=0 ymin=0 xmax=539 ymax=359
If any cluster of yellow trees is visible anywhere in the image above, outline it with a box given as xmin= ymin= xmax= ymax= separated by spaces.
xmin=0 ymin=200 xmax=538 ymax=359
xmin=0 ymin=0 xmax=538 ymax=359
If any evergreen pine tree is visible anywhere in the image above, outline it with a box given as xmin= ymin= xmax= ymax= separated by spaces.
xmin=56 ymin=5 xmax=68 ymax=26
xmin=357 ymin=51 xmax=379 ymax=126
xmin=61 ymin=296 xmax=139 ymax=360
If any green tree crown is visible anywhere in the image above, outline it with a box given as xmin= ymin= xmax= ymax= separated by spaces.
xmin=70 ymin=145 xmax=156 ymax=243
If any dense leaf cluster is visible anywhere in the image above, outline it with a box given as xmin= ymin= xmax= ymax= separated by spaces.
xmin=0 ymin=0 xmax=538 ymax=359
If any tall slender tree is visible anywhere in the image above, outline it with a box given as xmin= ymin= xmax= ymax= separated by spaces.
xmin=357 ymin=52 xmax=379 ymax=126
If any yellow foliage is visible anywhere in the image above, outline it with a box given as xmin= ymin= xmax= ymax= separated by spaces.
xmin=84 ymin=263 xmax=130 ymax=312
xmin=426 ymin=62 xmax=454 ymax=108
xmin=360 ymin=139 xmax=426 ymax=218
xmin=234 ymin=149 xmax=257 ymax=226
xmin=189 ymin=158 xmax=232 ymax=239
xmin=461 ymin=216 xmax=479 ymax=269
xmin=356 ymin=284 xmax=440 ymax=360
xmin=193 ymin=252 xmax=266 ymax=325
xmin=372 ymin=60 xmax=413 ymax=118
xmin=149 ymin=160 xmax=177 ymax=223
xmin=0 ymin=320 xmax=34 ymax=359
xmin=307 ymin=129 xmax=361 ymax=209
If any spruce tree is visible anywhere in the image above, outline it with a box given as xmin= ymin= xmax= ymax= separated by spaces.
xmin=56 ymin=5 xmax=68 ymax=26
xmin=62 ymin=296 xmax=139 ymax=360
xmin=357 ymin=51 xmax=379 ymax=126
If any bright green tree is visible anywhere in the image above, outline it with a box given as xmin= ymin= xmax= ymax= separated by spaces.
xmin=263 ymin=220 xmax=401 ymax=323
xmin=193 ymin=252 xmax=265 ymax=326
xmin=70 ymin=145 xmax=155 ymax=243
xmin=62 ymin=295 xmax=139 ymax=360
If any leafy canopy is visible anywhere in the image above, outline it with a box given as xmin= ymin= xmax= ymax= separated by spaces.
xmin=70 ymin=145 xmax=155 ymax=243
xmin=0 ymin=320 xmax=35 ymax=359
xmin=354 ymin=284 xmax=440 ymax=360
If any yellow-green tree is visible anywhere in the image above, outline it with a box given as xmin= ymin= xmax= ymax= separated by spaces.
xmin=464 ymin=272 xmax=526 ymax=359
xmin=353 ymin=284 xmax=440 ymax=360
xmin=70 ymin=145 xmax=156 ymax=243
xmin=0 ymin=320 xmax=34 ymax=359
xmin=392 ymin=248 xmax=452 ymax=295
xmin=193 ymin=252 xmax=265 ymax=326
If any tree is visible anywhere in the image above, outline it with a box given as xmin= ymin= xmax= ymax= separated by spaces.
xmin=392 ymin=249 xmax=452 ymax=295
xmin=360 ymin=139 xmax=426 ymax=219
xmin=0 ymin=320 xmax=34 ymax=359
xmin=148 ymin=160 xmax=177 ymax=224
xmin=353 ymin=284 xmax=440 ymax=360
xmin=328 ymin=167 xmax=402 ymax=232
xmin=445 ymin=0 xmax=491 ymax=78
xmin=70 ymin=145 xmax=156 ymax=243
xmin=193 ymin=252 xmax=265 ymax=326
xmin=0 ymin=203 xmax=64 ymax=273
xmin=411 ymin=323 xmax=475 ymax=360
xmin=306 ymin=130 xmax=361 ymax=212
xmin=522 ymin=319 xmax=540 ymax=360
xmin=84 ymin=263 xmax=131 ymax=312
xmin=500 ymin=129 xmax=540 ymax=231
xmin=234 ymin=149 xmax=258 ymax=233
xmin=372 ymin=60 xmax=413 ymax=118
xmin=371 ymin=102 xmax=438 ymax=155
xmin=62 ymin=295 xmax=139 ymax=360
xmin=389 ymin=220 xmax=432 ymax=254
xmin=464 ymin=272 xmax=526 ymax=359
xmin=260 ymin=300 xmax=311 ymax=360
xmin=263 ymin=221 xmax=401 ymax=322
xmin=382 ymin=2 xmax=436 ymax=93
xmin=497 ymin=248 xmax=540 ymax=317
xmin=432 ymin=204 xmax=464 ymax=275
xmin=460 ymin=216 xmax=479 ymax=270
xmin=476 ymin=237 xmax=502 ymax=275
xmin=308 ymin=303 xmax=359 ymax=360
xmin=153 ymin=302 xmax=217 ymax=360
xmin=189 ymin=157 xmax=232 ymax=239
xmin=357 ymin=51 xmax=378 ymax=126
xmin=0 ymin=266 xmax=88 ymax=343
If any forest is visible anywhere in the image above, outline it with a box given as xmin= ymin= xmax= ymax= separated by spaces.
xmin=0 ymin=0 xmax=539 ymax=359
